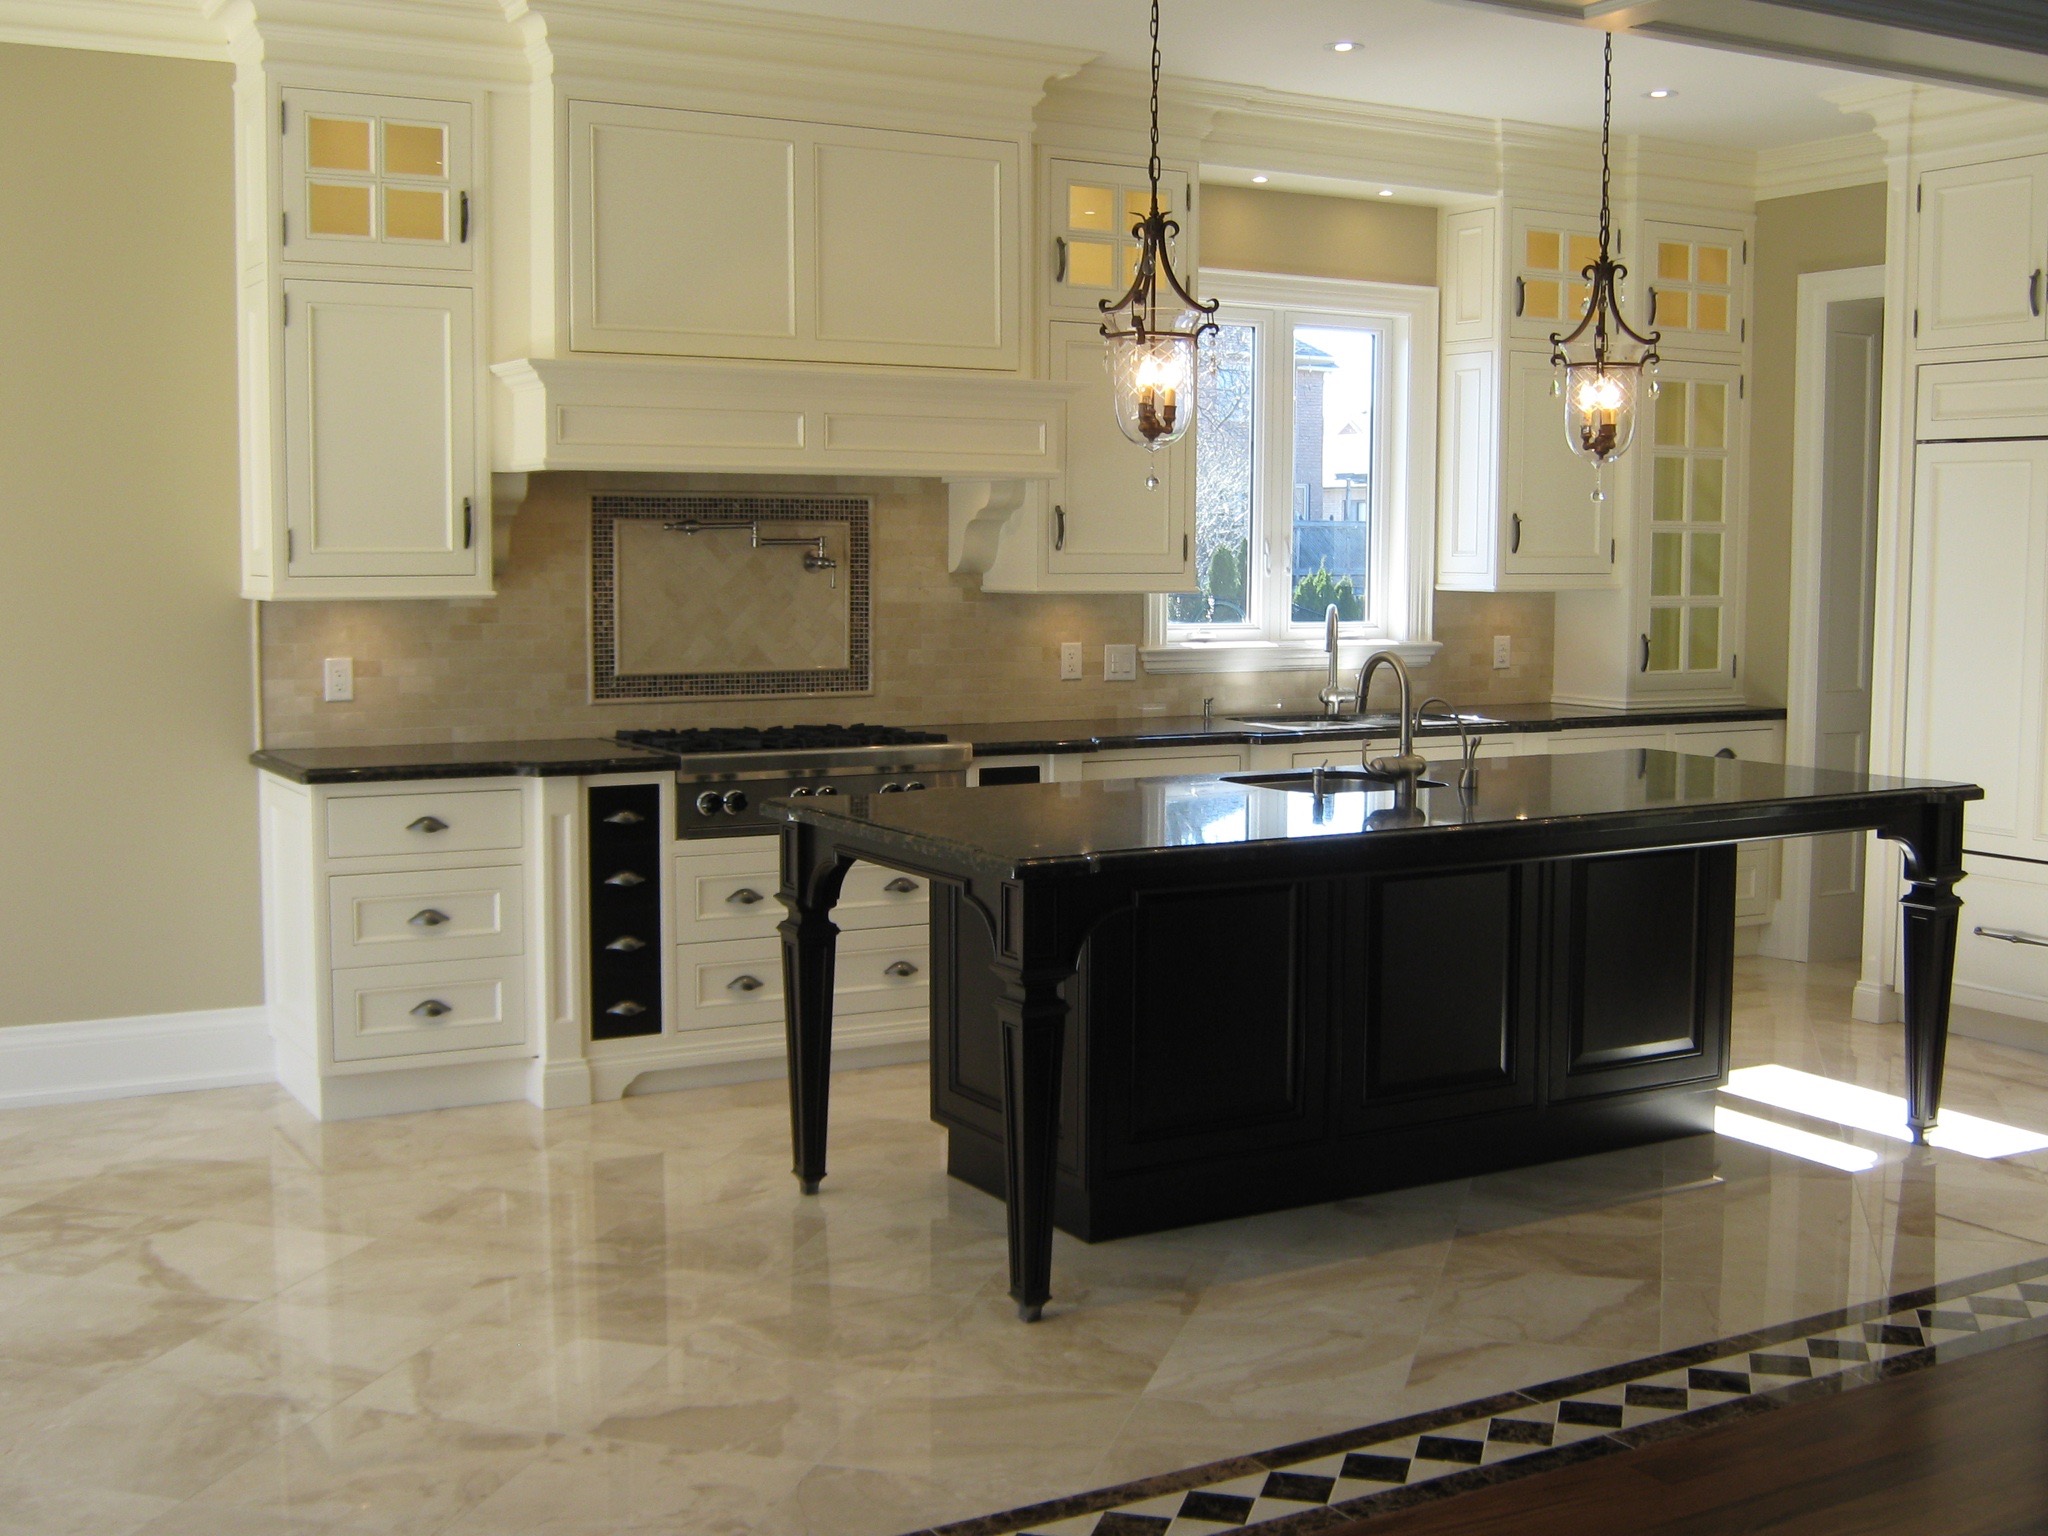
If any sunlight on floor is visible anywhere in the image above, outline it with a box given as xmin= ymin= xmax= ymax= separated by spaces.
xmin=1724 ymin=1064 xmax=2048 ymax=1160
xmin=1712 ymin=1105 xmax=1883 ymax=1172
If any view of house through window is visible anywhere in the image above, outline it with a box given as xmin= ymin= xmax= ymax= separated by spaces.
xmin=1167 ymin=302 xmax=1387 ymax=640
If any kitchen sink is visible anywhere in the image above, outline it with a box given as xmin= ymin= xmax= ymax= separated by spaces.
xmin=1225 ymin=711 xmax=1498 ymax=734
xmin=1225 ymin=769 xmax=1449 ymax=793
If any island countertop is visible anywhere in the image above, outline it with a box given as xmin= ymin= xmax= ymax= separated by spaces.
xmin=769 ymin=750 xmax=1979 ymax=880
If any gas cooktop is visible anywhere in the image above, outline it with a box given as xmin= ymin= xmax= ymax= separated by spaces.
xmin=616 ymin=724 xmax=950 ymax=755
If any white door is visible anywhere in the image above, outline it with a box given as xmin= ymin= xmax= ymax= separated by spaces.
xmin=1916 ymin=157 xmax=2048 ymax=350
xmin=1808 ymin=297 xmax=1884 ymax=959
xmin=283 ymin=280 xmax=477 ymax=579
xmin=1045 ymin=319 xmax=1195 ymax=583
xmin=1641 ymin=220 xmax=1748 ymax=356
xmin=280 ymin=88 xmax=473 ymax=272
xmin=1507 ymin=208 xmax=1601 ymax=345
xmin=1504 ymin=347 xmax=1611 ymax=576
xmin=1903 ymin=440 xmax=2048 ymax=864
xmin=1044 ymin=158 xmax=1192 ymax=321
xmin=1634 ymin=360 xmax=1744 ymax=695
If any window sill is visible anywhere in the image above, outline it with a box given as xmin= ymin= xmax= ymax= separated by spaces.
xmin=1141 ymin=637 xmax=1442 ymax=675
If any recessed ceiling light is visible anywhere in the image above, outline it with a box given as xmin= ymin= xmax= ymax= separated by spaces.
xmin=1329 ymin=40 xmax=1356 ymax=53
xmin=1251 ymin=174 xmax=1269 ymax=184
xmin=1646 ymin=88 xmax=1674 ymax=99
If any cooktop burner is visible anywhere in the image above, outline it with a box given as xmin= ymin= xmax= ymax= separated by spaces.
xmin=617 ymin=724 xmax=951 ymax=755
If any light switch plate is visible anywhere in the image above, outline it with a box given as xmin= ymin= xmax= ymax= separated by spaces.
xmin=1060 ymin=642 xmax=1083 ymax=681
xmin=1104 ymin=644 xmax=1137 ymax=682
xmin=1492 ymin=634 xmax=1512 ymax=670
xmin=322 ymin=656 xmax=354 ymax=703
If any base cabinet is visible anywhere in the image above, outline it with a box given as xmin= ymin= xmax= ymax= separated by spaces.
xmin=930 ymin=846 xmax=1735 ymax=1241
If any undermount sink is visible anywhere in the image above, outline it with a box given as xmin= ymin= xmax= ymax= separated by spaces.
xmin=1225 ymin=711 xmax=1498 ymax=734
xmin=1225 ymin=769 xmax=1449 ymax=794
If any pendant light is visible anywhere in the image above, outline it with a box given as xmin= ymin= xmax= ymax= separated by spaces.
xmin=1551 ymin=31 xmax=1660 ymax=501
xmin=1100 ymin=0 xmax=1218 ymax=450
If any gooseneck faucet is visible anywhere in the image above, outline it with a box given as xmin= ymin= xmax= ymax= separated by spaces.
xmin=1318 ymin=604 xmax=1356 ymax=717
xmin=1354 ymin=649 xmax=1426 ymax=781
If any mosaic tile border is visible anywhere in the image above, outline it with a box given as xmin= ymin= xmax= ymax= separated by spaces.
xmin=909 ymin=1253 xmax=2048 ymax=1536
xmin=590 ymin=494 xmax=872 ymax=701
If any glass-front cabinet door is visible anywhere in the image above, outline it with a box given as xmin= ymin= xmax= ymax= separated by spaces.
xmin=1508 ymin=208 xmax=1600 ymax=344
xmin=1642 ymin=220 xmax=1746 ymax=355
xmin=280 ymin=88 xmax=473 ymax=271
xmin=1044 ymin=156 xmax=1192 ymax=318
xmin=1637 ymin=360 xmax=1744 ymax=694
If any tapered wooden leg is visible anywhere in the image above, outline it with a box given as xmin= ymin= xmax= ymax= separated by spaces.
xmin=995 ymin=968 xmax=1067 ymax=1322
xmin=1888 ymin=800 xmax=1967 ymax=1139
xmin=777 ymin=828 xmax=848 ymax=1195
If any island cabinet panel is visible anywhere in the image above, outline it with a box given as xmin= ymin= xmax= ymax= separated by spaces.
xmin=1337 ymin=866 xmax=1539 ymax=1131
xmin=1549 ymin=848 xmax=1733 ymax=1101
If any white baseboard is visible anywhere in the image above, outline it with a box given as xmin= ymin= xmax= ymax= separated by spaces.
xmin=0 ymin=1006 xmax=274 ymax=1111
xmin=1852 ymin=979 xmax=1902 ymax=1024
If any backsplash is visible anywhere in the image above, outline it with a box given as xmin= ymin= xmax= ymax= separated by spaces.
xmin=259 ymin=472 xmax=1554 ymax=748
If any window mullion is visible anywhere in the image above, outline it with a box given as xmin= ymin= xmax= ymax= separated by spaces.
xmin=1262 ymin=311 xmax=1297 ymax=639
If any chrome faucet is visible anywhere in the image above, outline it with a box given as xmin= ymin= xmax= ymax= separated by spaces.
xmin=1317 ymin=604 xmax=1356 ymax=717
xmin=1417 ymin=695 xmax=1481 ymax=788
xmin=1354 ymin=650 xmax=1427 ymax=781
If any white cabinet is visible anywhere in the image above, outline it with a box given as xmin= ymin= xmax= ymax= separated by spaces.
xmin=1641 ymin=220 xmax=1748 ymax=357
xmin=1504 ymin=347 xmax=1614 ymax=574
xmin=1914 ymin=157 xmax=2048 ymax=351
xmin=1441 ymin=205 xmax=1498 ymax=346
xmin=567 ymin=101 xmax=1019 ymax=371
xmin=1071 ymin=745 xmax=1248 ymax=781
xmin=1044 ymin=156 xmax=1192 ymax=320
xmin=281 ymin=281 xmax=480 ymax=582
xmin=280 ymin=88 xmax=473 ymax=272
xmin=1507 ymin=207 xmax=1601 ymax=346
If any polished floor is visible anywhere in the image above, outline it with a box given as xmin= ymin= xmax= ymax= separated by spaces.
xmin=2 ymin=959 xmax=2047 ymax=1536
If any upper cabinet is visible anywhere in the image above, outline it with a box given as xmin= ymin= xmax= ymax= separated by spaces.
xmin=280 ymin=89 xmax=473 ymax=272
xmin=1508 ymin=208 xmax=1600 ymax=346
xmin=1642 ymin=220 xmax=1747 ymax=356
xmin=1915 ymin=156 xmax=2048 ymax=351
xmin=566 ymin=102 xmax=1020 ymax=371
xmin=1044 ymin=157 xmax=1192 ymax=321
xmin=1634 ymin=362 xmax=1745 ymax=692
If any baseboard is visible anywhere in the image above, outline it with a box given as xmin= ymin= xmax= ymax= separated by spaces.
xmin=590 ymin=1013 xmax=929 ymax=1102
xmin=1852 ymin=979 xmax=1902 ymax=1024
xmin=0 ymin=1006 xmax=274 ymax=1111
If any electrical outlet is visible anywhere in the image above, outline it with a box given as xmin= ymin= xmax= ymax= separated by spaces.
xmin=1104 ymin=644 xmax=1138 ymax=682
xmin=1059 ymin=641 xmax=1083 ymax=681
xmin=1492 ymin=634 xmax=1512 ymax=671
xmin=322 ymin=657 xmax=354 ymax=703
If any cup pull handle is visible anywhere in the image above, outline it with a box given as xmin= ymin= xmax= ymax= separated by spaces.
xmin=884 ymin=960 xmax=920 ymax=978
xmin=411 ymin=999 xmax=452 ymax=1018
xmin=604 ymin=870 xmax=646 ymax=887
xmin=605 ymin=934 xmax=645 ymax=952
xmin=603 ymin=809 xmax=644 ymax=825
xmin=407 ymin=816 xmax=449 ymax=834
xmin=883 ymin=877 xmax=919 ymax=894
xmin=728 ymin=974 xmax=765 ymax=992
xmin=726 ymin=887 xmax=764 ymax=905
xmin=408 ymin=909 xmax=451 ymax=928
xmin=1714 ymin=747 xmax=1737 ymax=760
xmin=606 ymin=999 xmax=647 ymax=1016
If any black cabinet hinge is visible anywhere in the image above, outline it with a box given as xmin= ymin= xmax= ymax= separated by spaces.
xmin=286 ymin=527 xmax=295 ymax=562
xmin=1182 ymin=532 xmax=1189 ymax=562
xmin=1739 ymin=374 xmax=1746 ymax=399
xmin=1914 ymin=309 xmax=1920 ymax=338
xmin=1917 ymin=182 xmax=1923 ymax=212
xmin=1610 ymin=537 xmax=1616 ymax=564
xmin=281 ymin=291 xmax=289 ymax=326
xmin=281 ymin=211 xmax=288 ymax=246
xmin=279 ymin=98 xmax=287 ymax=134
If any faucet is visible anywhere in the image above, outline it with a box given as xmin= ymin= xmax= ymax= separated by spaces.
xmin=1417 ymin=695 xmax=1481 ymax=788
xmin=1354 ymin=650 xmax=1427 ymax=782
xmin=1317 ymin=604 xmax=1356 ymax=717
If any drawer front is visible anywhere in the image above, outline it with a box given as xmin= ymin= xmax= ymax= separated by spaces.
xmin=331 ymin=957 xmax=528 ymax=1062
xmin=328 ymin=866 xmax=524 ymax=967
xmin=839 ymin=861 xmax=930 ymax=930
xmin=326 ymin=788 xmax=524 ymax=860
xmin=675 ymin=844 xmax=781 ymax=944
xmin=1531 ymin=728 xmax=1665 ymax=756
xmin=1666 ymin=724 xmax=1782 ymax=762
xmin=672 ymin=929 xmax=929 ymax=1034
xmin=1916 ymin=357 xmax=2048 ymax=442
xmin=833 ymin=927 xmax=931 ymax=1016
xmin=1078 ymin=749 xmax=1247 ymax=781
xmin=1957 ymin=857 xmax=2048 ymax=1006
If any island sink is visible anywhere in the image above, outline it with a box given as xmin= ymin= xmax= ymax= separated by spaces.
xmin=1225 ymin=768 xmax=1450 ymax=793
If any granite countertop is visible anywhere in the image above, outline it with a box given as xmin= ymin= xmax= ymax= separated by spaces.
xmin=935 ymin=700 xmax=1789 ymax=757
xmin=770 ymin=753 xmax=1974 ymax=879
xmin=250 ymin=738 xmax=679 ymax=785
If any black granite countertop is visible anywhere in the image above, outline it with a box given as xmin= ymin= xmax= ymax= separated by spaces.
xmin=771 ymin=752 xmax=1973 ymax=879
xmin=250 ymin=738 xmax=679 ymax=785
xmin=935 ymin=701 xmax=1787 ymax=757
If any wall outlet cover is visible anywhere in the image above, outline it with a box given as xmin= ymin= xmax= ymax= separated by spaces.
xmin=322 ymin=656 xmax=354 ymax=703
xmin=1104 ymin=643 xmax=1138 ymax=682
xmin=1492 ymin=634 xmax=1512 ymax=670
xmin=1060 ymin=641 xmax=1083 ymax=681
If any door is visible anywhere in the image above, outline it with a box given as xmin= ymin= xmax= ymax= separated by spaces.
xmin=1903 ymin=439 xmax=2048 ymax=864
xmin=1642 ymin=220 xmax=1748 ymax=356
xmin=1045 ymin=158 xmax=1192 ymax=319
xmin=1508 ymin=207 xmax=1600 ymax=344
xmin=282 ymin=280 xmax=477 ymax=580
xmin=1809 ymin=297 xmax=1883 ymax=957
xmin=1916 ymin=157 xmax=2048 ymax=350
xmin=1045 ymin=319 xmax=1195 ymax=583
xmin=1504 ymin=347 xmax=1612 ymax=575
xmin=1635 ymin=360 xmax=1744 ymax=694
xmin=280 ymin=88 xmax=473 ymax=272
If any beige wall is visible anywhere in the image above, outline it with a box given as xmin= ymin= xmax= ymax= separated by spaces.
xmin=1201 ymin=184 xmax=1440 ymax=287
xmin=1745 ymin=183 xmax=1889 ymax=706
xmin=0 ymin=44 xmax=259 ymax=1027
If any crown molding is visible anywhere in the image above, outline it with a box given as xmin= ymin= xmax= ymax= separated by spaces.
xmin=212 ymin=0 xmax=524 ymax=82
xmin=1754 ymin=131 xmax=1887 ymax=198
xmin=0 ymin=0 xmax=224 ymax=60
xmin=1832 ymin=79 xmax=2048 ymax=162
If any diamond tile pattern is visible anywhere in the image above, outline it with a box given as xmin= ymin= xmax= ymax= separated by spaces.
xmin=998 ymin=1264 xmax=2048 ymax=1536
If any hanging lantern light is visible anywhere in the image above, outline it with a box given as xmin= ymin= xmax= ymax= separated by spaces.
xmin=1101 ymin=0 xmax=1217 ymax=450
xmin=1551 ymin=31 xmax=1660 ymax=501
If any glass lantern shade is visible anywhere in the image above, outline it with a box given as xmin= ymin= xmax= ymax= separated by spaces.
xmin=1106 ymin=325 xmax=1201 ymax=449
xmin=1561 ymin=361 xmax=1649 ymax=466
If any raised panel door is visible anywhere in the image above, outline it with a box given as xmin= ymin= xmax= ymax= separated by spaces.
xmin=1435 ymin=346 xmax=1499 ymax=587
xmin=282 ymin=280 xmax=476 ymax=580
xmin=1442 ymin=206 xmax=1498 ymax=344
xmin=280 ymin=88 xmax=473 ymax=272
xmin=1916 ymin=158 xmax=2048 ymax=350
xmin=1504 ymin=347 xmax=1611 ymax=575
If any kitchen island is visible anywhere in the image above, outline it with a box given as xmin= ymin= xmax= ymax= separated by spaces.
xmin=772 ymin=751 xmax=1979 ymax=1319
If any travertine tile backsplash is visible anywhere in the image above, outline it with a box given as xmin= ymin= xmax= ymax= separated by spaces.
xmin=260 ymin=472 xmax=1554 ymax=748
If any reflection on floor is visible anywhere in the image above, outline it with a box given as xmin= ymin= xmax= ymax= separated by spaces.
xmin=0 ymin=959 xmax=2045 ymax=1536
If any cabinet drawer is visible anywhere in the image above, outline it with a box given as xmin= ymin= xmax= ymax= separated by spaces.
xmin=839 ymin=861 xmax=930 ymax=930
xmin=674 ymin=844 xmax=780 ymax=944
xmin=1078 ymin=748 xmax=1247 ymax=781
xmin=834 ymin=927 xmax=931 ymax=1016
xmin=328 ymin=865 xmax=523 ymax=967
xmin=1667 ymin=724 xmax=1781 ymax=762
xmin=326 ymin=788 xmax=523 ymax=860
xmin=331 ymin=957 xmax=527 ymax=1062
xmin=1917 ymin=358 xmax=2048 ymax=441
xmin=1957 ymin=857 xmax=2048 ymax=1007
xmin=673 ymin=929 xmax=929 ymax=1034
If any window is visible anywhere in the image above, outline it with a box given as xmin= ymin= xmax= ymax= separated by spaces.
xmin=1145 ymin=271 xmax=1438 ymax=673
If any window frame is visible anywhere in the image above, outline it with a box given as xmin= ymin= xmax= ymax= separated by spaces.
xmin=1144 ymin=269 xmax=1439 ymax=675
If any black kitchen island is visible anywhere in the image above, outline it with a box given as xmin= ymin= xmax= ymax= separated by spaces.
xmin=771 ymin=751 xmax=1979 ymax=1319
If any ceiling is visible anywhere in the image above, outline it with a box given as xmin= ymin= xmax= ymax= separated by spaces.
xmin=720 ymin=0 xmax=1887 ymax=150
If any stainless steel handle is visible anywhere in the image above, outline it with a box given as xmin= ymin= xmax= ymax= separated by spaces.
xmin=1514 ymin=275 xmax=1525 ymax=318
xmin=883 ymin=877 xmax=919 ymax=894
xmin=728 ymin=974 xmax=765 ymax=992
xmin=605 ymin=999 xmax=646 ymax=1016
xmin=726 ymin=887 xmax=764 ymax=905
xmin=410 ymin=999 xmax=452 ymax=1018
xmin=604 ymin=870 xmax=645 ymax=887
xmin=1054 ymin=504 xmax=1066 ymax=552
xmin=1974 ymin=925 xmax=2048 ymax=948
xmin=602 ymin=809 xmax=644 ymax=825
xmin=1510 ymin=513 xmax=1521 ymax=555
xmin=1640 ymin=633 xmax=1651 ymax=673
xmin=1054 ymin=235 xmax=1067 ymax=282
xmin=884 ymin=960 xmax=920 ymax=978
xmin=407 ymin=815 xmax=448 ymax=834
xmin=408 ymin=909 xmax=450 ymax=928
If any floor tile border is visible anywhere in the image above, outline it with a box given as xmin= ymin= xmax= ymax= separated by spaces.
xmin=906 ymin=1252 xmax=2048 ymax=1536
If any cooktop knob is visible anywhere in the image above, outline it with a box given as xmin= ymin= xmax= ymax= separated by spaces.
xmin=721 ymin=790 xmax=749 ymax=815
xmin=695 ymin=791 xmax=723 ymax=816
xmin=788 ymin=785 xmax=812 ymax=797
xmin=815 ymin=785 xmax=839 ymax=796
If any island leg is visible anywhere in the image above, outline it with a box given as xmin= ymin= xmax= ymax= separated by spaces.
xmin=992 ymin=959 xmax=1068 ymax=1322
xmin=777 ymin=825 xmax=851 ymax=1195
xmin=1888 ymin=800 xmax=1967 ymax=1139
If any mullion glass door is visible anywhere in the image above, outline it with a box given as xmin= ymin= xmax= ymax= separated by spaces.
xmin=1644 ymin=371 xmax=1734 ymax=683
